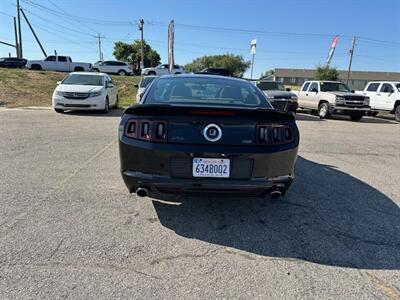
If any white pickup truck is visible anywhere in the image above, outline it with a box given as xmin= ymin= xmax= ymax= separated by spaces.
xmin=356 ymin=81 xmax=400 ymax=121
xmin=26 ymin=55 xmax=92 ymax=72
xmin=297 ymin=80 xmax=370 ymax=121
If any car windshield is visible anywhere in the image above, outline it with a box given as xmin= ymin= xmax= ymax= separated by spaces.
xmin=395 ymin=83 xmax=400 ymax=92
xmin=144 ymin=76 xmax=272 ymax=108
xmin=320 ymin=82 xmax=351 ymax=92
xmin=140 ymin=76 xmax=156 ymax=88
xmin=62 ymin=74 xmax=103 ymax=86
xmin=256 ymin=81 xmax=286 ymax=91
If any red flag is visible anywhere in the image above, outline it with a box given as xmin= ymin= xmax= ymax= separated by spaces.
xmin=168 ymin=20 xmax=175 ymax=73
xmin=326 ymin=35 xmax=339 ymax=66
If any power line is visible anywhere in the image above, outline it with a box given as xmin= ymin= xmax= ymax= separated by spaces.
xmin=22 ymin=7 xmax=95 ymax=38
xmin=45 ymin=0 xmax=98 ymax=34
xmin=15 ymin=0 xmax=400 ymax=47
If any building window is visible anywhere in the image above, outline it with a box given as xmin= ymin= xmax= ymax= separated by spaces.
xmin=290 ymin=77 xmax=296 ymax=84
xmin=276 ymin=77 xmax=284 ymax=82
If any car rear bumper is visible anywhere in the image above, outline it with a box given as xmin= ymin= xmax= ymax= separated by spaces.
xmin=119 ymin=137 xmax=298 ymax=197
xmin=122 ymin=170 xmax=293 ymax=197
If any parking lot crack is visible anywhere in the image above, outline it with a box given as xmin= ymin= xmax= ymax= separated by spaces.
xmin=361 ymin=271 xmax=400 ymax=300
xmin=57 ymin=139 xmax=117 ymax=189
xmin=48 ymin=238 xmax=64 ymax=260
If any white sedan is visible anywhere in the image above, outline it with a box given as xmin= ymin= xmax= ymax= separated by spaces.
xmin=52 ymin=72 xmax=118 ymax=113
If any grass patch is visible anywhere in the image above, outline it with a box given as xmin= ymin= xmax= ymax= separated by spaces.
xmin=0 ymin=68 xmax=139 ymax=108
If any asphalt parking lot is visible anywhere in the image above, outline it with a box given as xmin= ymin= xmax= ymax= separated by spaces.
xmin=0 ymin=108 xmax=399 ymax=299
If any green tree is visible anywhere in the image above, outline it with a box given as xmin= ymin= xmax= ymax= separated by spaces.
xmin=184 ymin=54 xmax=251 ymax=77
xmin=113 ymin=40 xmax=161 ymax=72
xmin=315 ymin=66 xmax=340 ymax=81
xmin=260 ymin=69 xmax=275 ymax=80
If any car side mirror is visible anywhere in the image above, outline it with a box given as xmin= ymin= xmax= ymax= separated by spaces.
xmin=106 ymin=82 xmax=114 ymax=88
xmin=134 ymin=83 xmax=139 ymax=88
xmin=286 ymin=87 xmax=291 ymax=92
xmin=389 ymin=89 xmax=394 ymax=94
xmin=56 ymin=81 xmax=61 ymax=85
xmin=351 ymin=90 xmax=355 ymax=93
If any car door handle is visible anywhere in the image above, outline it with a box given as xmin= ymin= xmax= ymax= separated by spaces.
xmin=306 ymin=93 xmax=308 ymax=96
xmin=377 ymin=94 xmax=381 ymax=96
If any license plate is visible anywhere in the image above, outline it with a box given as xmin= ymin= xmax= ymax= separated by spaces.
xmin=192 ymin=158 xmax=230 ymax=178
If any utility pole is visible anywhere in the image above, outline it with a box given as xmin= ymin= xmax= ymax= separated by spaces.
xmin=138 ymin=19 xmax=144 ymax=69
xmin=14 ymin=17 xmax=19 ymax=57
xmin=97 ymin=33 xmax=104 ymax=61
xmin=346 ymin=36 xmax=356 ymax=85
xmin=16 ymin=0 xmax=22 ymax=57
xmin=20 ymin=8 xmax=47 ymax=57
xmin=250 ymin=39 xmax=257 ymax=80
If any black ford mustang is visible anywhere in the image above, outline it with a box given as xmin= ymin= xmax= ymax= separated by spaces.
xmin=119 ymin=75 xmax=299 ymax=199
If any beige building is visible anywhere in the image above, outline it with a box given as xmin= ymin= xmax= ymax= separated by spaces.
xmin=264 ymin=68 xmax=400 ymax=90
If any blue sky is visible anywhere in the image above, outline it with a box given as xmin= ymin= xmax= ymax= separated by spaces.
xmin=0 ymin=0 xmax=399 ymax=77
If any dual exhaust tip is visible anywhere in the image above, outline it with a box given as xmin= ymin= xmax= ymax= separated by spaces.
xmin=270 ymin=190 xmax=282 ymax=199
xmin=136 ymin=187 xmax=149 ymax=197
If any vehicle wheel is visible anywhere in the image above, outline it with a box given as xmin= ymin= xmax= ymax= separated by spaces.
xmin=118 ymin=70 xmax=126 ymax=76
xmin=318 ymin=102 xmax=330 ymax=119
xmin=54 ymin=108 xmax=64 ymax=113
xmin=395 ymin=105 xmax=400 ymax=122
xmin=350 ymin=113 xmax=363 ymax=121
xmin=92 ymin=68 xmax=100 ymax=72
xmin=148 ymin=71 xmax=156 ymax=75
xmin=31 ymin=64 xmax=42 ymax=70
xmin=74 ymin=67 xmax=84 ymax=72
xmin=103 ymin=98 xmax=109 ymax=113
xmin=175 ymin=72 xmax=181 ymax=75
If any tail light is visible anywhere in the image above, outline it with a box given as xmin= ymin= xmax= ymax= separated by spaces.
xmin=125 ymin=119 xmax=167 ymax=142
xmin=257 ymin=124 xmax=294 ymax=145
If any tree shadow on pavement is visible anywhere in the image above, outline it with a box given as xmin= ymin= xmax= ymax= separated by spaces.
xmin=152 ymin=156 xmax=400 ymax=269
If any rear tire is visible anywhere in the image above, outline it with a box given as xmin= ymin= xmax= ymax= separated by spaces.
xmin=148 ymin=71 xmax=156 ymax=75
xmin=318 ymin=102 xmax=330 ymax=119
xmin=54 ymin=108 xmax=64 ymax=113
xmin=103 ymin=98 xmax=109 ymax=113
xmin=74 ymin=67 xmax=84 ymax=72
xmin=350 ymin=113 xmax=363 ymax=121
xmin=395 ymin=105 xmax=400 ymax=122
xmin=118 ymin=70 xmax=126 ymax=76
xmin=31 ymin=64 xmax=42 ymax=70
xmin=92 ymin=68 xmax=100 ymax=72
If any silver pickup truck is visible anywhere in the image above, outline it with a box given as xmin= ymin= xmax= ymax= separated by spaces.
xmin=297 ymin=81 xmax=370 ymax=121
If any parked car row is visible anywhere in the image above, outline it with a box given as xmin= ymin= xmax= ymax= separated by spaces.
xmin=252 ymin=79 xmax=399 ymax=122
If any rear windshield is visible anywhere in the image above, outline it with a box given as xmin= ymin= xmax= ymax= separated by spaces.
xmin=320 ymin=82 xmax=350 ymax=92
xmin=257 ymin=81 xmax=285 ymax=91
xmin=62 ymin=74 xmax=103 ymax=86
xmin=144 ymin=77 xmax=272 ymax=108
xmin=140 ymin=76 xmax=156 ymax=88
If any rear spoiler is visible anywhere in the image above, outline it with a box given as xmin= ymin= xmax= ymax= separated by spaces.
xmin=124 ymin=104 xmax=295 ymax=121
